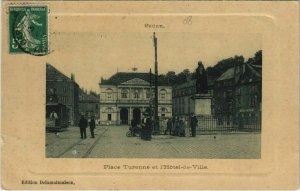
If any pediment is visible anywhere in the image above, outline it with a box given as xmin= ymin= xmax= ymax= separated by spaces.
xmin=121 ymin=78 xmax=150 ymax=85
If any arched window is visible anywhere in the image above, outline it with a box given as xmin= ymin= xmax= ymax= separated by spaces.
xmin=105 ymin=107 xmax=113 ymax=113
xmin=160 ymin=107 xmax=168 ymax=113
xmin=160 ymin=89 xmax=167 ymax=100
xmin=160 ymin=107 xmax=167 ymax=117
xmin=106 ymin=88 xmax=113 ymax=99
xmin=121 ymin=89 xmax=128 ymax=98
xmin=134 ymin=89 xmax=139 ymax=99
xmin=146 ymin=90 xmax=151 ymax=99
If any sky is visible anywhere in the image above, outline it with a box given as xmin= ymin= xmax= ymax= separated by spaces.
xmin=46 ymin=32 xmax=261 ymax=93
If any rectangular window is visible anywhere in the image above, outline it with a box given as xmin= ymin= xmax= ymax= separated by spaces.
xmin=250 ymin=96 xmax=257 ymax=107
xmin=121 ymin=93 xmax=127 ymax=98
xmin=250 ymin=84 xmax=258 ymax=94
xmin=227 ymin=90 xmax=233 ymax=98
xmin=237 ymin=97 xmax=241 ymax=108
xmin=134 ymin=93 xmax=139 ymax=98
xmin=228 ymin=102 xmax=233 ymax=111
xmin=236 ymin=87 xmax=241 ymax=95
xmin=108 ymin=114 xmax=112 ymax=121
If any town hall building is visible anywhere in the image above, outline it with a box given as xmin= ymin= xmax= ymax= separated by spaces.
xmin=99 ymin=72 xmax=172 ymax=125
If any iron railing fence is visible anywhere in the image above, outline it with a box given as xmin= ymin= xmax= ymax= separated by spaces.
xmin=195 ymin=115 xmax=261 ymax=134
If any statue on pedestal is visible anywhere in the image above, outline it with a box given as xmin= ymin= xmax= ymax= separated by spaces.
xmin=195 ymin=61 xmax=208 ymax=94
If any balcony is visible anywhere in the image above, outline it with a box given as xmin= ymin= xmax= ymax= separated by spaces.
xmin=116 ymin=99 xmax=172 ymax=104
xmin=117 ymin=99 xmax=149 ymax=104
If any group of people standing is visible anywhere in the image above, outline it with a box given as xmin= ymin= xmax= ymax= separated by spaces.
xmin=129 ymin=113 xmax=199 ymax=140
xmin=164 ymin=114 xmax=198 ymax=137
xmin=78 ymin=115 xmax=96 ymax=139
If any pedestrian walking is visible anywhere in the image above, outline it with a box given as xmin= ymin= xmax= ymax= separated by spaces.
xmin=50 ymin=110 xmax=58 ymax=126
xmin=89 ymin=116 xmax=96 ymax=138
xmin=184 ymin=116 xmax=190 ymax=136
xmin=161 ymin=117 xmax=167 ymax=134
xmin=141 ymin=112 xmax=151 ymax=141
xmin=190 ymin=114 xmax=198 ymax=137
xmin=172 ymin=117 xmax=178 ymax=136
xmin=179 ymin=117 xmax=185 ymax=137
xmin=165 ymin=118 xmax=172 ymax=135
xmin=175 ymin=117 xmax=180 ymax=136
xmin=171 ymin=117 xmax=176 ymax=135
xmin=78 ymin=115 xmax=88 ymax=139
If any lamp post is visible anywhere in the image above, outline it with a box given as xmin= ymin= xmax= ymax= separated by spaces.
xmin=153 ymin=32 xmax=159 ymax=134
xmin=149 ymin=68 xmax=153 ymax=122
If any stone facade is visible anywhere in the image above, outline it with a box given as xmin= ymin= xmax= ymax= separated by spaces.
xmin=99 ymin=72 xmax=172 ymax=125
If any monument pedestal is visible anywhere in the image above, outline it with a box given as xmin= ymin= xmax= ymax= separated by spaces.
xmin=192 ymin=94 xmax=212 ymax=116
xmin=192 ymin=94 xmax=213 ymax=129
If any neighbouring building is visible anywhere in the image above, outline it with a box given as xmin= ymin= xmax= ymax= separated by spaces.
xmin=235 ymin=64 xmax=262 ymax=129
xmin=99 ymin=72 xmax=172 ymax=125
xmin=172 ymin=76 xmax=216 ymax=117
xmin=213 ymin=63 xmax=262 ymax=128
xmin=79 ymin=90 xmax=100 ymax=121
xmin=46 ymin=64 xmax=79 ymax=125
xmin=213 ymin=67 xmax=238 ymax=124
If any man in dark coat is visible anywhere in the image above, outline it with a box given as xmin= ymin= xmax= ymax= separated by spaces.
xmin=165 ymin=118 xmax=172 ymax=135
xmin=145 ymin=117 xmax=152 ymax=141
xmin=89 ymin=116 xmax=96 ymax=138
xmin=141 ymin=112 xmax=151 ymax=141
xmin=190 ymin=114 xmax=198 ymax=137
xmin=78 ymin=115 xmax=88 ymax=139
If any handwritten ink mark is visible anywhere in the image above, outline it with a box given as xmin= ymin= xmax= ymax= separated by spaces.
xmin=183 ymin=16 xmax=192 ymax=25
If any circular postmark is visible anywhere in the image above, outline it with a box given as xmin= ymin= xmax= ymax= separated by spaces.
xmin=10 ymin=7 xmax=48 ymax=56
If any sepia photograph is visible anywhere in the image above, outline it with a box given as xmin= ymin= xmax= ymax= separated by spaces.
xmin=2 ymin=1 xmax=299 ymax=189
xmin=45 ymin=32 xmax=262 ymax=159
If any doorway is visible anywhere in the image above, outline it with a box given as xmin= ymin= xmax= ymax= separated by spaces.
xmin=133 ymin=108 xmax=141 ymax=124
xmin=120 ymin=108 xmax=128 ymax=124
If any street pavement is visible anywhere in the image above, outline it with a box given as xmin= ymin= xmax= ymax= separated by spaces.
xmin=46 ymin=125 xmax=260 ymax=159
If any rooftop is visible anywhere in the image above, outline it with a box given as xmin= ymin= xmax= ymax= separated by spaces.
xmin=216 ymin=63 xmax=262 ymax=83
xmin=100 ymin=72 xmax=170 ymax=86
xmin=46 ymin=64 xmax=78 ymax=86
xmin=79 ymin=92 xmax=99 ymax=102
xmin=248 ymin=64 xmax=262 ymax=78
xmin=216 ymin=67 xmax=235 ymax=81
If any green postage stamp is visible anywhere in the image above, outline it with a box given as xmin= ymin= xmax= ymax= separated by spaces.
xmin=9 ymin=6 xmax=48 ymax=55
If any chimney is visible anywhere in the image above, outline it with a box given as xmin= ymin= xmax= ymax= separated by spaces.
xmin=234 ymin=62 xmax=241 ymax=84
xmin=71 ymin=73 xmax=75 ymax=81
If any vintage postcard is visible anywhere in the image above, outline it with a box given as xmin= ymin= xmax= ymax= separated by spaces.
xmin=1 ymin=1 xmax=299 ymax=190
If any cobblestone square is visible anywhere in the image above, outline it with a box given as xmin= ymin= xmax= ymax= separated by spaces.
xmin=46 ymin=125 xmax=260 ymax=159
